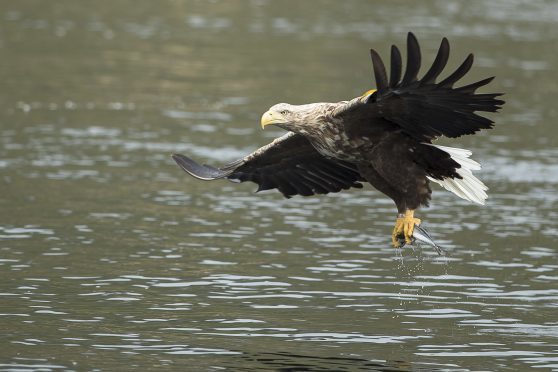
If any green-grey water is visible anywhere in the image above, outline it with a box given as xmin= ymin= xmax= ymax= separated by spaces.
xmin=1 ymin=1 xmax=557 ymax=370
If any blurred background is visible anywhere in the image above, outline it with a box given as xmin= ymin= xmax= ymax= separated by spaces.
xmin=1 ymin=0 xmax=557 ymax=370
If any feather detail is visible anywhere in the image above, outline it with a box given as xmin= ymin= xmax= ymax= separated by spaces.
xmin=426 ymin=144 xmax=488 ymax=205
xmin=438 ymin=53 xmax=474 ymax=88
xmin=370 ymin=49 xmax=389 ymax=92
xmin=401 ymin=32 xmax=421 ymax=85
xmin=420 ymin=37 xmax=449 ymax=84
xmin=334 ymin=32 xmax=505 ymax=142
xmin=389 ymin=45 xmax=402 ymax=88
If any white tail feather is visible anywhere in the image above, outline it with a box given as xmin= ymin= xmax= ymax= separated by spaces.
xmin=426 ymin=144 xmax=488 ymax=205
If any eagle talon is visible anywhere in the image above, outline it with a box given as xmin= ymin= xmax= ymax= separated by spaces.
xmin=391 ymin=210 xmax=421 ymax=248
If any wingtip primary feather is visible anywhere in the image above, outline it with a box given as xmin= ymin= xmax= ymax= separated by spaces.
xmin=172 ymin=153 xmax=230 ymax=180
xmin=389 ymin=45 xmax=402 ymax=87
xmin=401 ymin=32 xmax=421 ymax=85
xmin=456 ymin=76 xmax=495 ymax=93
xmin=420 ymin=37 xmax=450 ymax=84
xmin=438 ymin=53 xmax=474 ymax=88
xmin=370 ymin=49 xmax=389 ymax=92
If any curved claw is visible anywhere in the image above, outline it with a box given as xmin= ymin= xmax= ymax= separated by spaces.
xmin=391 ymin=210 xmax=421 ymax=248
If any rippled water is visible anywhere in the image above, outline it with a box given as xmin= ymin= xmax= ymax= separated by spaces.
xmin=1 ymin=0 xmax=557 ymax=370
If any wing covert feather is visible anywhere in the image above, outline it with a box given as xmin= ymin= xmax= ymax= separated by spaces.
xmin=173 ymin=132 xmax=364 ymax=198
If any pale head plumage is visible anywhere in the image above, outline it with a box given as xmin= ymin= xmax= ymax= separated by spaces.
xmin=260 ymin=102 xmax=335 ymax=134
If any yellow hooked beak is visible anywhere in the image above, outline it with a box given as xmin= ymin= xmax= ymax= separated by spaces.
xmin=260 ymin=110 xmax=286 ymax=129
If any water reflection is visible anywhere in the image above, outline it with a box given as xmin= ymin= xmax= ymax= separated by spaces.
xmin=231 ymin=351 xmax=420 ymax=371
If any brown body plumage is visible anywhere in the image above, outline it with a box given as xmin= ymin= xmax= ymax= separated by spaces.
xmin=172 ymin=33 xmax=504 ymax=248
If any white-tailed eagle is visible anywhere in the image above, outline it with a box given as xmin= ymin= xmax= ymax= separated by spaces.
xmin=172 ymin=33 xmax=504 ymax=248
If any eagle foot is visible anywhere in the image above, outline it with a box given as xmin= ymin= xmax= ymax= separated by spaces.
xmin=392 ymin=210 xmax=421 ymax=248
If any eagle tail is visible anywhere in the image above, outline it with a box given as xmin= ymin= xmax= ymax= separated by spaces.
xmin=426 ymin=144 xmax=488 ymax=205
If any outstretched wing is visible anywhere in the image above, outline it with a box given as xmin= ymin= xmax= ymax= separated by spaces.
xmin=172 ymin=132 xmax=364 ymax=198
xmin=333 ymin=32 xmax=505 ymax=142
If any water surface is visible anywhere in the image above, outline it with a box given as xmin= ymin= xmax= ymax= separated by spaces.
xmin=1 ymin=1 xmax=557 ymax=370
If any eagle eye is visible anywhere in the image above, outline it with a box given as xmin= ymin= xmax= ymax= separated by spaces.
xmin=280 ymin=110 xmax=289 ymax=115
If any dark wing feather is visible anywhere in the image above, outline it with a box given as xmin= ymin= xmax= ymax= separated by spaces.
xmin=370 ymin=49 xmax=388 ymax=92
xmin=438 ymin=53 xmax=474 ymax=88
xmin=401 ymin=32 xmax=421 ymax=85
xmin=172 ymin=132 xmax=364 ymax=198
xmin=334 ymin=32 xmax=504 ymax=142
xmin=172 ymin=154 xmax=228 ymax=180
xmin=420 ymin=37 xmax=449 ymax=84
xmin=389 ymin=45 xmax=402 ymax=88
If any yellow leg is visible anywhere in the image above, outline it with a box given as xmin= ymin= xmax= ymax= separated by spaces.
xmin=391 ymin=210 xmax=421 ymax=248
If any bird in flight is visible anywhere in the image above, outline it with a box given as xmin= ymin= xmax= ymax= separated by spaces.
xmin=172 ymin=32 xmax=504 ymax=249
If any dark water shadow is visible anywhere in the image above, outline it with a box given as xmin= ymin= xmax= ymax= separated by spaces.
xmin=227 ymin=350 xmax=451 ymax=371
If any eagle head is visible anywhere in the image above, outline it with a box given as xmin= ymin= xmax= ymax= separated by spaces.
xmin=260 ymin=103 xmax=297 ymax=130
xmin=261 ymin=103 xmax=324 ymax=133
